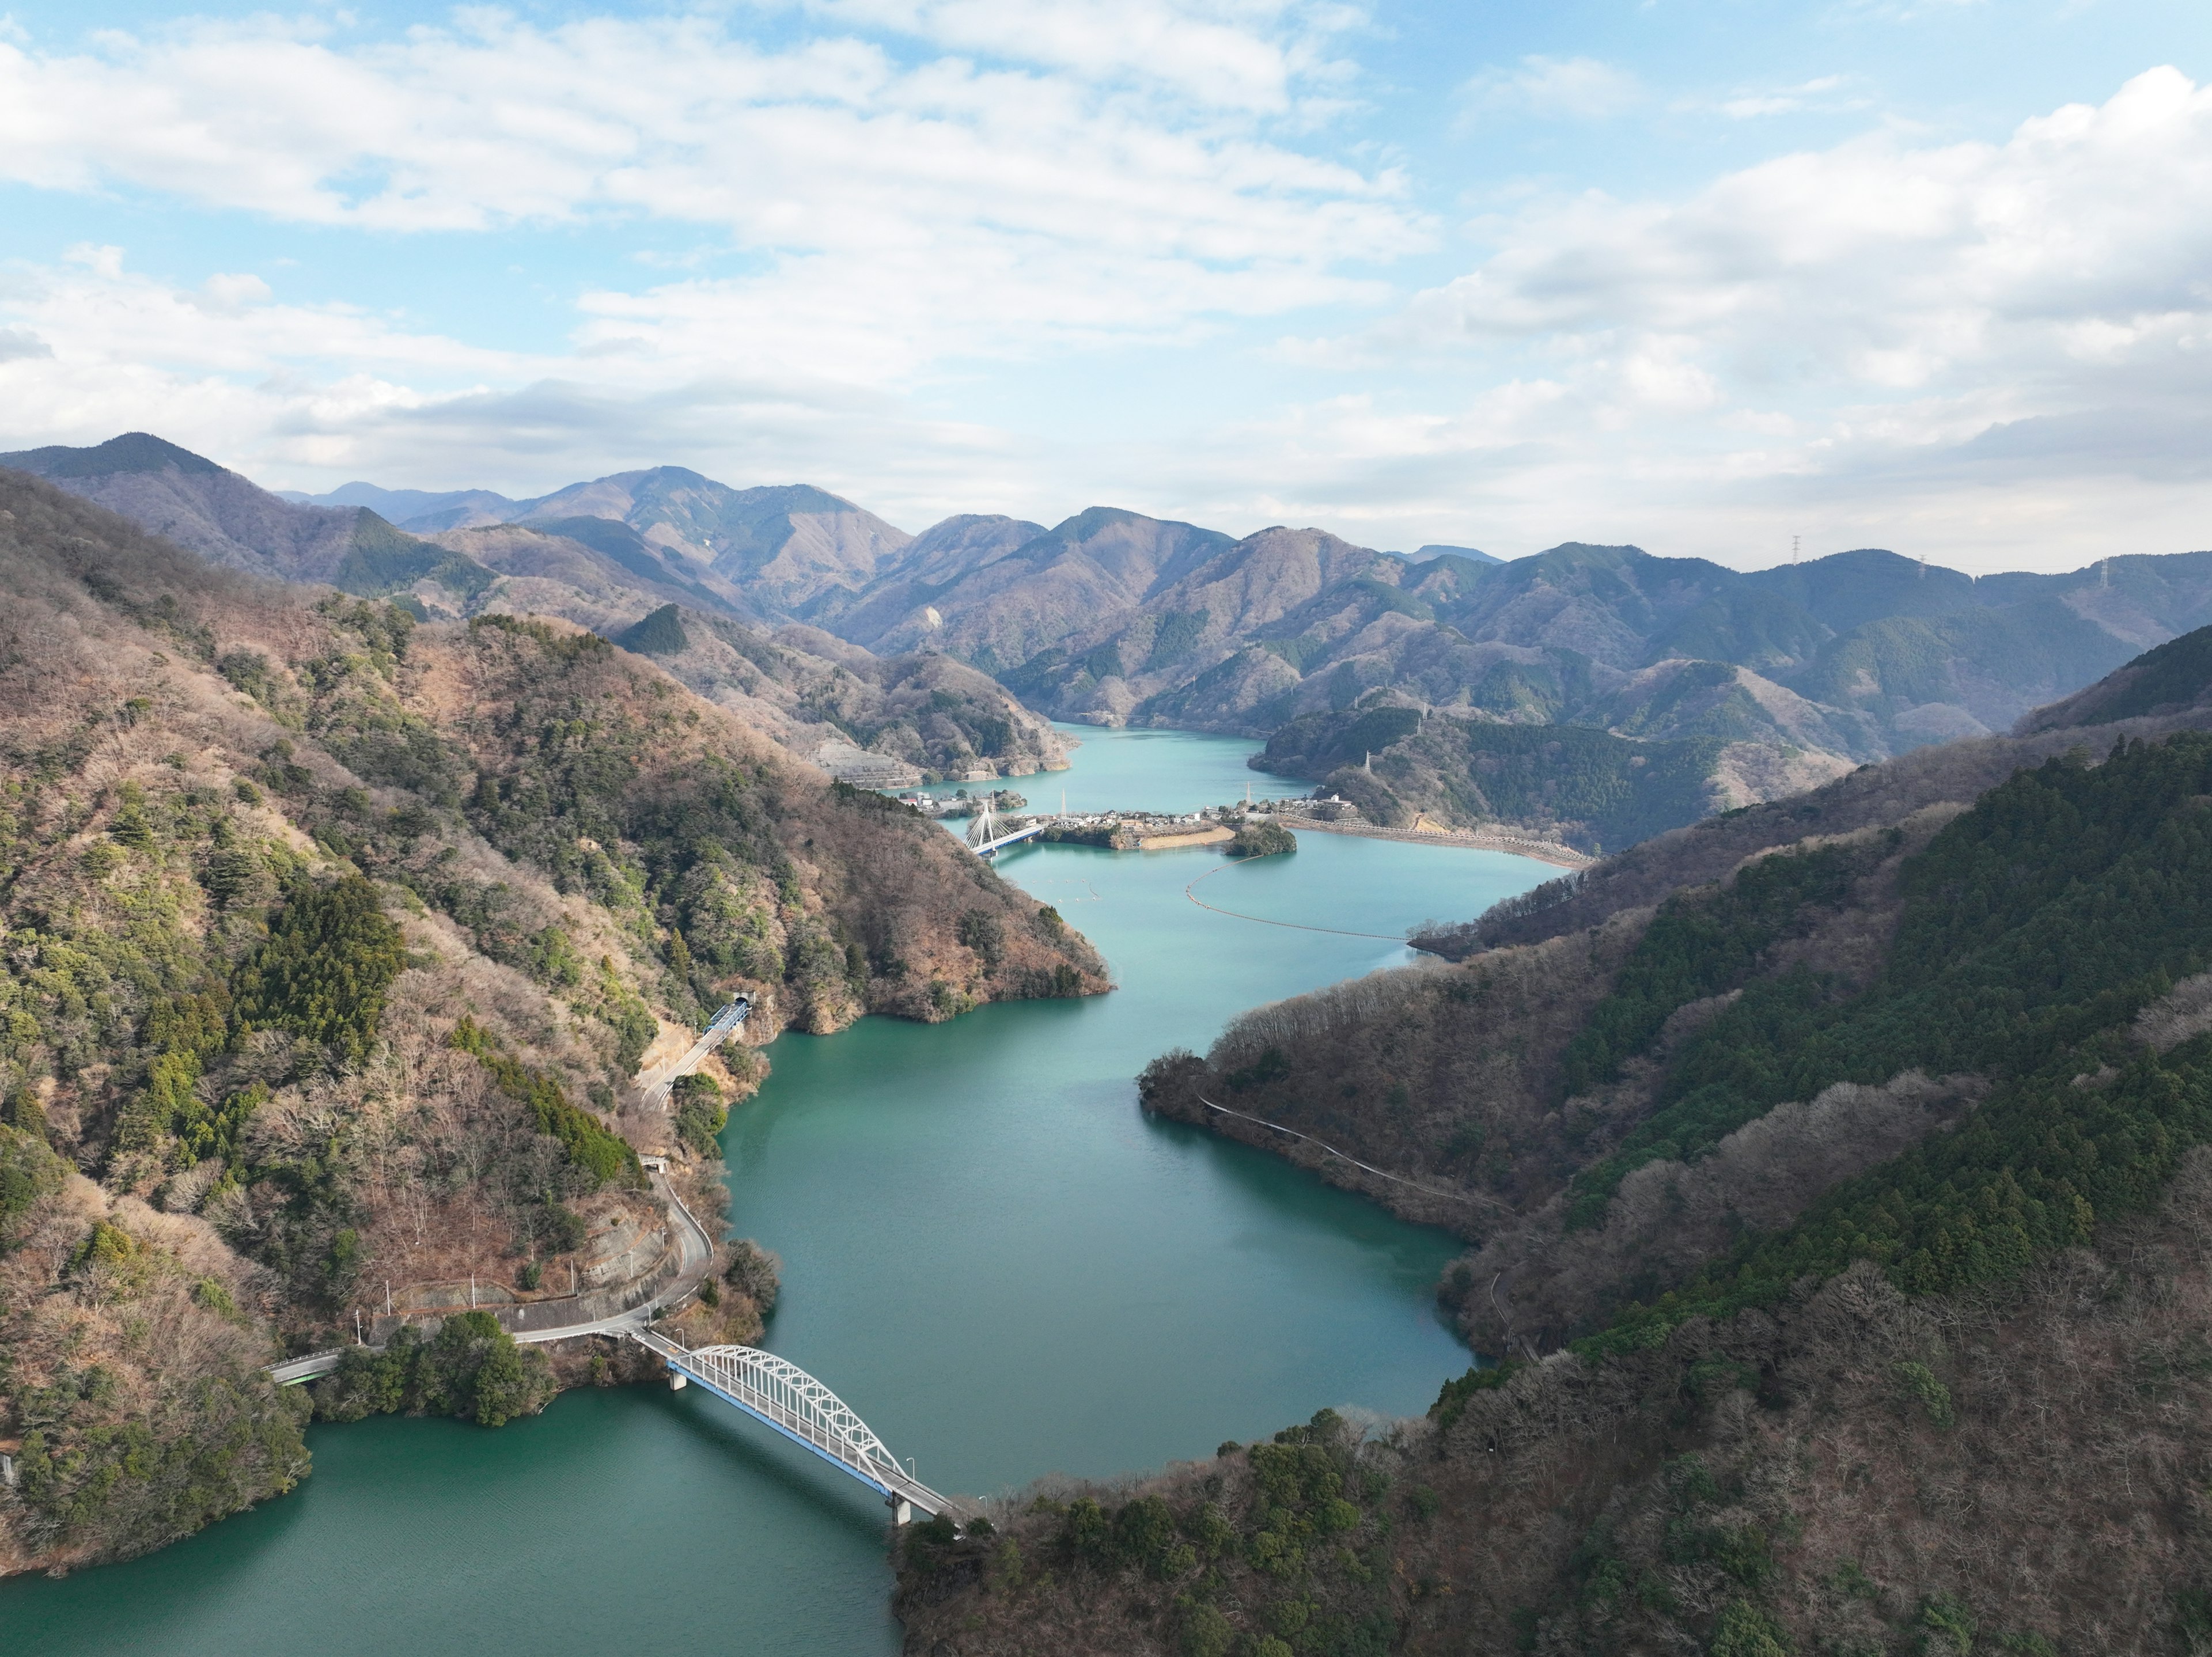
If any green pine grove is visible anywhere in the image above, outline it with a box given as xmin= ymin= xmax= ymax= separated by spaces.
xmin=1501 ymin=732 xmax=2212 ymax=1348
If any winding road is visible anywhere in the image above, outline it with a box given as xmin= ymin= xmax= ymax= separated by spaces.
xmin=267 ymin=1168 xmax=716 ymax=1385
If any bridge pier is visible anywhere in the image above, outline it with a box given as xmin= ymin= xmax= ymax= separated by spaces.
xmin=669 ymin=1370 xmax=688 ymax=1390
xmin=889 ymin=1496 xmax=912 ymax=1526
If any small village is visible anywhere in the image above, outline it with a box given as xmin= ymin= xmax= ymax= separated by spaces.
xmin=898 ymin=787 xmax=1289 ymax=851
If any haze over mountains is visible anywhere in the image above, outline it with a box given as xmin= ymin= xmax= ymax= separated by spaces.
xmin=10 ymin=431 xmax=2207 ymax=851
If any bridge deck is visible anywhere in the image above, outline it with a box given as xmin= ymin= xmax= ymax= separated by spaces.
xmin=972 ymin=818 xmax=1050 ymax=856
xmin=631 ymin=1329 xmax=963 ymax=1519
xmin=269 ymin=1349 xmax=347 ymax=1385
xmin=639 ymin=999 xmax=752 ymax=1109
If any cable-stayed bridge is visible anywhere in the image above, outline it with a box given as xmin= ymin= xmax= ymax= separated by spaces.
xmin=963 ymin=798 xmax=1053 ymax=858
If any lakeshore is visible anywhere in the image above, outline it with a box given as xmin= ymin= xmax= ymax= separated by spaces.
xmin=2 ymin=724 xmax=1555 ymax=1657
xmin=1256 ymin=813 xmax=1594 ymax=868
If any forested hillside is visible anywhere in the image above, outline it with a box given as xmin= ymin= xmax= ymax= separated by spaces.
xmin=490 ymin=469 xmax=916 ymax=615
xmin=1253 ymin=702 xmax=1843 ymax=854
xmin=0 ymin=469 xmax=1103 ymax=1578
xmin=0 ymin=433 xmax=495 ymax=597
xmin=900 ymin=633 xmax=2212 ymax=1656
xmin=601 ymin=605 xmax=1069 ymax=781
xmin=1080 ymin=541 xmax=2202 ymax=755
xmin=1 ymin=435 xmax=1063 ymax=784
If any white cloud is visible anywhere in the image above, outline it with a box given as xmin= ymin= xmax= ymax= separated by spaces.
xmin=0 ymin=8 xmax=1422 ymax=384
xmin=1257 ymin=66 xmax=2212 ymax=563
xmin=1457 ymin=56 xmax=1642 ymax=123
xmin=1415 ymin=64 xmax=2212 ymax=395
xmin=1 ymin=19 xmax=2206 ymax=575
xmin=0 ymin=246 xmax=1028 ymax=513
xmin=0 ymin=10 xmax=1398 ymax=237
xmin=794 ymin=0 xmax=1362 ymax=112
xmin=1706 ymin=74 xmax=1869 ymax=120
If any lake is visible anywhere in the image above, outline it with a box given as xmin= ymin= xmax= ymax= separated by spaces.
xmin=3 ymin=724 xmax=1550 ymax=1656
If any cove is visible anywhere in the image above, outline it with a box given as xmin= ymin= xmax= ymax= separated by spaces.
xmin=3 ymin=725 xmax=1551 ymax=1657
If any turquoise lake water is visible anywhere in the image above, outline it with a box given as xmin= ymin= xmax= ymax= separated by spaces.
xmin=3 ymin=725 xmax=1550 ymax=1656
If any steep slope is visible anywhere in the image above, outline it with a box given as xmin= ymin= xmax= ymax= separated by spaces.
xmin=433 ymin=516 xmax=755 ymax=621
xmin=899 ymin=637 xmax=2212 ymax=1657
xmin=1789 ymin=593 xmax=2138 ymax=740
xmin=808 ymin=513 xmax=1048 ymax=641
xmin=1247 ymin=663 xmax=1875 ymax=853
xmin=1418 ymin=624 xmax=2212 ymax=965
xmin=1366 ymin=542 xmax=2179 ymax=746
xmin=2017 ymin=618 xmax=2212 ymax=732
xmin=1159 ymin=627 xmax=2212 ymax=1327
xmin=1253 ymin=700 xmax=1852 ymax=854
xmin=0 ymin=437 xmax=1058 ymax=787
xmin=0 ymin=470 xmax=1104 ymax=1578
xmin=425 ymin=521 xmax=1064 ymax=779
xmin=609 ymin=605 xmax=1070 ymax=780
xmin=889 ymin=528 xmax=2202 ymax=799
xmin=1104 ymin=540 xmax=2206 ymax=851
xmin=996 ymin=527 xmax=1393 ymax=726
xmin=901 ymin=1177 xmax=2212 ymax=1657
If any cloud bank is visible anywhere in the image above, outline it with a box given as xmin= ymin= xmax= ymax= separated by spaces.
xmin=0 ymin=9 xmax=2205 ymax=568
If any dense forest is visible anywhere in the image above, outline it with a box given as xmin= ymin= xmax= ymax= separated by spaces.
xmin=0 ymin=469 xmax=1105 ymax=1578
xmin=902 ymin=631 xmax=2212 ymax=1655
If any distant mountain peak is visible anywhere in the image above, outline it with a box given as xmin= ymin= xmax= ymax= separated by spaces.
xmin=1412 ymin=543 xmax=1501 ymax=565
xmin=288 ymin=481 xmax=519 ymax=526
xmin=0 ymin=431 xmax=226 ymax=479
xmin=1052 ymin=505 xmax=1188 ymax=537
xmin=729 ymin=481 xmax=870 ymax=514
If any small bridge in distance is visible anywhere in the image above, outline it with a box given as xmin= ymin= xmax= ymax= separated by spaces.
xmin=638 ymin=995 xmax=752 ymax=1111
xmin=964 ymin=798 xmax=1055 ymax=859
xmin=632 ymin=1328 xmax=968 ymax=1522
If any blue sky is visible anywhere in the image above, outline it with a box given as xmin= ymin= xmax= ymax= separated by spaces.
xmin=1 ymin=1 xmax=2207 ymax=570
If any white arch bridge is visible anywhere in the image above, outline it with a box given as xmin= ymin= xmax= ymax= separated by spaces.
xmin=274 ymin=1311 xmax=972 ymax=1525
xmin=629 ymin=1327 xmax=969 ymax=1523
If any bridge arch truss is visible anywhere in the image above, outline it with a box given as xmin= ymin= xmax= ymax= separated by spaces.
xmin=637 ymin=1332 xmax=959 ymax=1519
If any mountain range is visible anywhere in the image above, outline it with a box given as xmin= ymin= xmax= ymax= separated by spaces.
xmin=1 ymin=434 xmax=1064 ymax=783
xmin=12 ymin=426 xmax=2212 ymax=1631
xmin=11 ymin=432 xmax=2208 ymax=850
